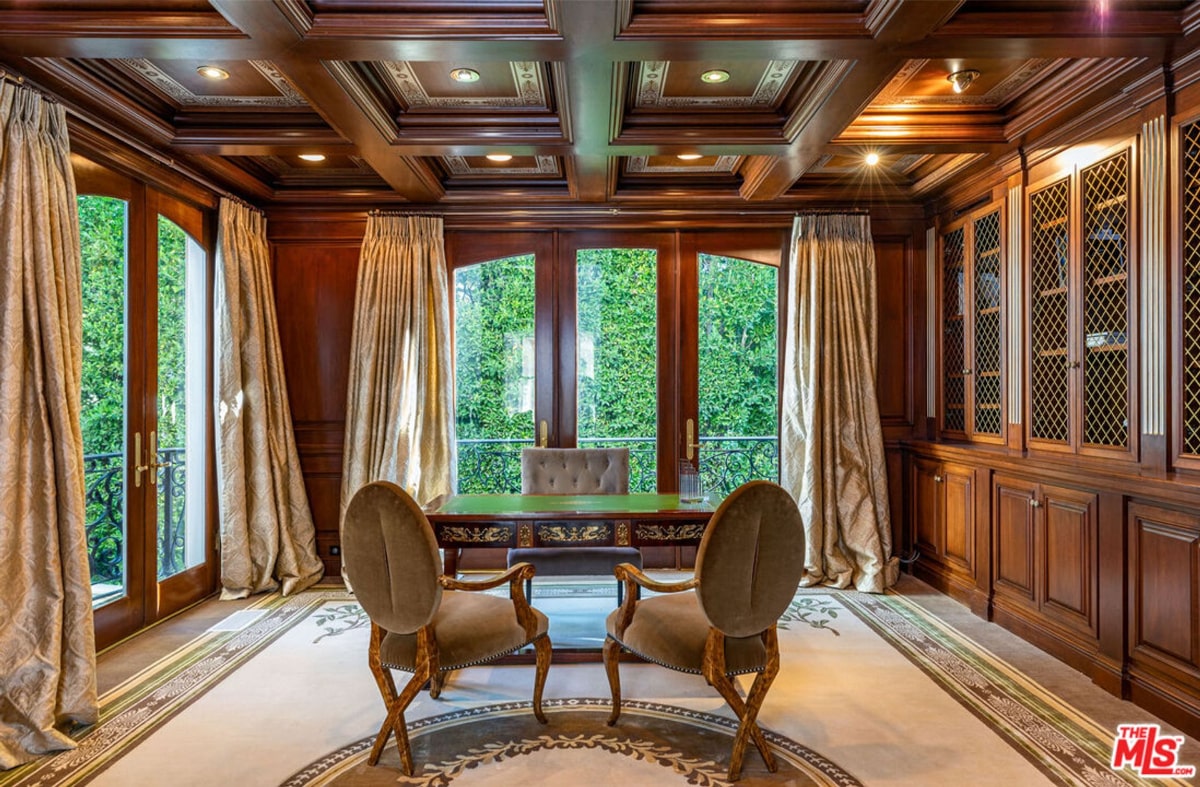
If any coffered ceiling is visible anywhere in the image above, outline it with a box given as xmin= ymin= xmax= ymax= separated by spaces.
xmin=0 ymin=0 xmax=1196 ymax=210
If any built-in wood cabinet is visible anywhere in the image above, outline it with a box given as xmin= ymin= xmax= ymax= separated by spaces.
xmin=910 ymin=456 xmax=976 ymax=598
xmin=992 ymin=474 xmax=1099 ymax=667
xmin=939 ymin=202 xmax=1004 ymax=443
xmin=1176 ymin=117 xmax=1200 ymax=466
xmin=1026 ymin=148 xmax=1136 ymax=459
xmin=1126 ymin=502 xmax=1200 ymax=733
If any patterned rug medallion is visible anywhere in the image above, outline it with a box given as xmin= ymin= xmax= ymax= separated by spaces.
xmin=284 ymin=698 xmax=859 ymax=786
xmin=1 ymin=584 xmax=1192 ymax=787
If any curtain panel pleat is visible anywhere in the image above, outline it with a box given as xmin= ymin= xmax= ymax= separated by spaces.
xmin=0 ymin=82 xmax=98 ymax=769
xmin=780 ymin=214 xmax=899 ymax=593
xmin=214 ymin=199 xmax=323 ymax=599
xmin=339 ymin=215 xmax=456 ymax=579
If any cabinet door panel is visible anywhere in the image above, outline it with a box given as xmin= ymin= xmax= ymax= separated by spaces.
xmin=1129 ymin=504 xmax=1200 ymax=665
xmin=994 ymin=479 xmax=1036 ymax=600
xmin=942 ymin=465 xmax=974 ymax=571
xmin=912 ymin=458 xmax=942 ymax=557
xmin=1041 ymin=486 xmax=1096 ymax=633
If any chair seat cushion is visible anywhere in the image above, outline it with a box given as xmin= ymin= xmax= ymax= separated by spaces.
xmin=508 ymin=547 xmax=642 ymax=576
xmin=380 ymin=590 xmax=549 ymax=671
xmin=605 ymin=591 xmax=766 ymax=675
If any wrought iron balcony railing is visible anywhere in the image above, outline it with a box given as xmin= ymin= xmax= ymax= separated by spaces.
xmin=84 ymin=447 xmax=188 ymax=592
xmin=456 ymin=435 xmax=779 ymax=498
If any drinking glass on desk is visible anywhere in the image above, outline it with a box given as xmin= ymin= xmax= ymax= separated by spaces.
xmin=679 ymin=463 xmax=704 ymax=503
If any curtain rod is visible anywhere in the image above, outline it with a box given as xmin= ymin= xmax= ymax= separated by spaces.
xmin=368 ymin=209 xmax=442 ymax=218
xmin=0 ymin=68 xmax=58 ymax=103
xmin=794 ymin=208 xmax=870 ymax=216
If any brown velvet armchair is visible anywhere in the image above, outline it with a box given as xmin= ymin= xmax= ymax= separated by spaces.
xmin=342 ymin=481 xmax=553 ymax=774
xmin=602 ymin=480 xmax=806 ymax=781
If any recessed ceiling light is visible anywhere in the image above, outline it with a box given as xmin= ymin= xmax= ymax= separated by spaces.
xmin=298 ymin=153 xmax=326 ymax=162
xmin=947 ymin=69 xmax=980 ymax=94
xmin=700 ymin=69 xmax=730 ymax=84
xmin=865 ymin=152 xmax=880 ymax=166
xmin=197 ymin=65 xmax=229 ymax=80
xmin=486 ymin=153 xmax=512 ymax=162
xmin=676 ymin=153 xmax=703 ymax=161
xmin=450 ymin=67 xmax=481 ymax=83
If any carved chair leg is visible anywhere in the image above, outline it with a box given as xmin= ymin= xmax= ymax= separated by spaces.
xmin=532 ymin=634 xmax=552 ymax=724
xmin=370 ymin=664 xmax=429 ymax=771
xmin=703 ymin=628 xmax=777 ymax=780
xmin=429 ymin=670 xmax=447 ymax=699
xmin=603 ymin=637 xmax=623 ymax=726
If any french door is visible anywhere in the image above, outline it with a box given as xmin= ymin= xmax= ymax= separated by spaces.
xmin=447 ymin=228 xmax=785 ymax=494
xmin=76 ymin=160 xmax=215 ymax=648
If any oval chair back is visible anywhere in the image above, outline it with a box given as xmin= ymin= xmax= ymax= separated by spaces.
xmin=343 ymin=481 xmax=443 ymax=635
xmin=695 ymin=480 xmax=805 ymax=639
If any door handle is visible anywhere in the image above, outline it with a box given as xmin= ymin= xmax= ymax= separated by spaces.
xmin=134 ymin=431 xmax=147 ymax=488
xmin=539 ymin=420 xmax=548 ymax=448
xmin=686 ymin=418 xmax=701 ymax=461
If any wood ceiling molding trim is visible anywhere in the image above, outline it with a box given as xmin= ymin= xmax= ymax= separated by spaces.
xmin=1004 ymin=57 xmax=1149 ymax=144
xmin=781 ymin=59 xmax=855 ymax=141
xmin=909 ymin=153 xmax=988 ymax=198
xmin=838 ymin=112 xmax=1009 ymax=145
xmin=1171 ymin=46 xmax=1200 ymax=92
xmin=872 ymin=58 xmax=1057 ymax=109
xmin=934 ymin=8 xmax=1186 ymax=39
xmin=0 ymin=9 xmax=241 ymax=38
xmin=301 ymin=8 xmax=557 ymax=40
xmin=619 ymin=1 xmax=872 ymax=40
xmin=273 ymin=0 xmax=315 ymax=36
xmin=324 ymin=59 xmax=398 ymax=142
xmin=26 ymin=57 xmax=176 ymax=147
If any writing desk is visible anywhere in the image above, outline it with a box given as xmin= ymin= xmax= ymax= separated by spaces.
xmin=426 ymin=493 xmax=715 ymax=578
xmin=426 ymin=493 xmax=715 ymax=658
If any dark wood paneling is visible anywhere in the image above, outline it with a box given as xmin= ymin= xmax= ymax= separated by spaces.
xmin=994 ymin=476 xmax=1036 ymax=600
xmin=943 ymin=464 xmax=973 ymax=572
xmin=1041 ymin=486 xmax=1096 ymax=637
xmin=874 ymin=232 xmax=916 ymax=429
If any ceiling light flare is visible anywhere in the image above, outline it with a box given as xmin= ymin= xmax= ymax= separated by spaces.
xmin=676 ymin=153 xmax=702 ymax=160
xmin=298 ymin=153 xmax=326 ymax=162
xmin=486 ymin=153 xmax=512 ymax=162
xmin=865 ymin=152 xmax=880 ymax=166
xmin=450 ymin=67 xmax=481 ymax=83
xmin=700 ymin=69 xmax=730 ymax=84
xmin=197 ymin=65 xmax=229 ymax=80
xmin=947 ymin=69 xmax=980 ymax=94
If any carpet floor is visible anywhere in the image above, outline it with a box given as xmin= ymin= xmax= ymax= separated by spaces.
xmin=2 ymin=575 xmax=1197 ymax=787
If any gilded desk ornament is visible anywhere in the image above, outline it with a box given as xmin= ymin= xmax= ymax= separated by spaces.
xmin=536 ymin=524 xmax=608 ymax=544
xmin=517 ymin=522 xmax=534 ymax=548
xmin=441 ymin=525 xmax=511 ymax=544
xmin=615 ymin=520 xmax=631 ymax=546
xmin=635 ymin=523 xmax=706 ymax=542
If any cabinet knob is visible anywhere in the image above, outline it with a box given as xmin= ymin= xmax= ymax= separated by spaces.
xmin=961 ymin=368 xmax=972 ymax=375
xmin=934 ymin=475 xmax=943 ymax=483
xmin=1030 ymin=499 xmax=1041 ymax=508
xmin=1067 ymin=360 xmax=1080 ymax=369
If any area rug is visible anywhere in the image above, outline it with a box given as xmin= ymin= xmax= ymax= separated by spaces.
xmin=1 ymin=585 xmax=1192 ymax=787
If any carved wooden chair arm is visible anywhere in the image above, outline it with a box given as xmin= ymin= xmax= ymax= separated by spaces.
xmin=611 ymin=563 xmax=699 ymax=637
xmin=439 ymin=562 xmax=539 ymax=639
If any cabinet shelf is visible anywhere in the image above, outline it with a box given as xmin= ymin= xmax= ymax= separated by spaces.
xmin=977 ymin=403 xmax=1001 ymax=410
xmin=946 ymin=313 xmax=964 ymax=322
xmin=1092 ymin=272 xmax=1127 ymax=286
xmin=1036 ymin=347 xmax=1068 ymax=358
xmin=978 ymin=305 xmax=1000 ymax=316
xmin=1038 ymin=286 xmax=1068 ymax=297
xmin=977 ymin=370 xmax=1001 ymax=378
xmin=1086 ymin=343 xmax=1128 ymax=353
xmin=978 ymin=247 xmax=1001 ymax=259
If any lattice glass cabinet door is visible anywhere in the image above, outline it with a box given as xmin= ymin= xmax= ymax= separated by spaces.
xmin=939 ymin=203 xmax=1004 ymax=443
xmin=1028 ymin=149 xmax=1134 ymax=456
xmin=1179 ymin=121 xmax=1200 ymax=460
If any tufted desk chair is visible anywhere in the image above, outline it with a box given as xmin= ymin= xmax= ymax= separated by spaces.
xmin=602 ymin=480 xmax=805 ymax=781
xmin=506 ymin=447 xmax=643 ymax=603
xmin=343 ymin=481 xmax=552 ymax=775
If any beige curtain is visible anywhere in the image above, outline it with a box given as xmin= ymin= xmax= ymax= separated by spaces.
xmin=215 ymin=199 xmax=323 ymax=599
xmin=339 ymin=215 xmax=456 ymax=565
xmin=0 ymin=82 xmax=98 ymax=769
xmin=780 ymin=214 xmax=899 ymax=593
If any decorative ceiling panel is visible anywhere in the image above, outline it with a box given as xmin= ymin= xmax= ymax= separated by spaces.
xmin=634 ymin=60 xmax=799 ymax=109
xmin=624 ymin=155 xmax=740 ymax=174
xmin=380 ymin=61 xmax=549 ymax=110
xmin=871 ymin=58 xmax=1057 ymax=109
xmin=116 ymin=59 xmax=307 ymax=107
xmin=443 ymin=155 xmax=560 ymax=176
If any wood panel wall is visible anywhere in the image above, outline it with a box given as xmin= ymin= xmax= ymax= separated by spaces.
xmin=268 ymin=211 xmax=926 ymax=576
